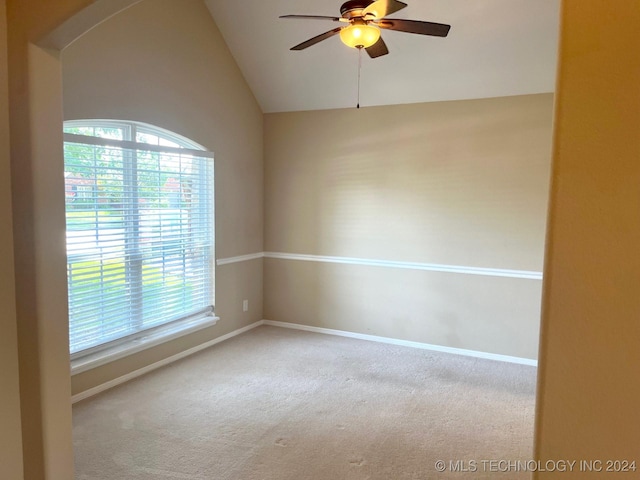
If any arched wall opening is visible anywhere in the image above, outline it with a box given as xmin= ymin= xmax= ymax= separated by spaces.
xmin=6 ymin=3 xmax=145 ymax=477
xmin=6 ymin=1 xmax=264 ymax=478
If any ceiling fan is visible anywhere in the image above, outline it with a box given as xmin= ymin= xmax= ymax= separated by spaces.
xmin=280 ymin=0 xmax=451 ymax=59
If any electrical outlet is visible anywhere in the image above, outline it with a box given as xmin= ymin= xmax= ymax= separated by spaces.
xmin=242 ymin=300 xmax=249 ymax=312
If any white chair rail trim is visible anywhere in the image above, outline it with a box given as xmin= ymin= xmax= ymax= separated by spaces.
xmin=216 ymin=251 xmax=543 ymax=280
xmin=216 ymin=252 xmax=265 ymax=266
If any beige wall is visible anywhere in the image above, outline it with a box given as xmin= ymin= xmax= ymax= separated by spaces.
xmin=264 ymin=94 xmax=553 ymax=359
xmin=534 ymin=1 xmax=640 ymax=476
xmin=61 ymin=0 xmax=264 ymax=395
xmin=0 ymin=1 xmax=24 ymax=478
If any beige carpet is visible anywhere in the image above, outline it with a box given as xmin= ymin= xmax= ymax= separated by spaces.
xmin=73 ymin=326 xmax=537 ymax=479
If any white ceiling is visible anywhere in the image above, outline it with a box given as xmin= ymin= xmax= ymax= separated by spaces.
xmin=204 ymin=0 xmax=559 ymax=113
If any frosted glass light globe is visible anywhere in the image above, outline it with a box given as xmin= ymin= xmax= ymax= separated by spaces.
xmin=339 ymin=23 xmax=381 ymax=49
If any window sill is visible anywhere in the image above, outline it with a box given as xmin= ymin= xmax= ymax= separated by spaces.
xmin=71 ymin=316 xmax=220 ymax=375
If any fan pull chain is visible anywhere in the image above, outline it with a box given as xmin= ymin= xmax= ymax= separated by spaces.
xmin=357 ymin=46 xmax=362 ymax=109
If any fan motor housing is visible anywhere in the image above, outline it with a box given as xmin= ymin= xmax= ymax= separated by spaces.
xmin=340 ymin=0 xmax=375 ymax=18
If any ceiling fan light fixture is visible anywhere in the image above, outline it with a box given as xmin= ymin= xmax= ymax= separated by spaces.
xmin=339 ymin=23 xmax=380 ymax=49
xmin=282 ymin=1 xmax=450 ymax=58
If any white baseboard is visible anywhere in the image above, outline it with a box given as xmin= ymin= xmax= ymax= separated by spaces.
xmin=71 ymin=320 xmax=264 ymax=404
xmin=263 ymin=320 xmax=538 ymax=367
xmin=72 ymin=318 xmax=537 ymax=404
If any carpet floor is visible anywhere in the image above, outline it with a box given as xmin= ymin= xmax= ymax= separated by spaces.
xmin=73 ymin=325 xmax=537 ymax=479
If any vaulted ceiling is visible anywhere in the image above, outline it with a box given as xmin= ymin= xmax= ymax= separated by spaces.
xmin=204 ymin=0 xmax=559 ymax=113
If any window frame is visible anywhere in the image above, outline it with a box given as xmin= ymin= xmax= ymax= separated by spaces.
xmin=64 ymin=120 xmax=217 ymax=373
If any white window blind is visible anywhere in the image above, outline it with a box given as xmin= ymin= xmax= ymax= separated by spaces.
xmin=64 ymin=124 xmax=214 ymax=355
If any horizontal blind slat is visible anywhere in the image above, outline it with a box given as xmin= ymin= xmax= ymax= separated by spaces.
xmin=65 ymin=136 xmax=214 ymax=354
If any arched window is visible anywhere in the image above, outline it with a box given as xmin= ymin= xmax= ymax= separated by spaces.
xmin=63 ymin=120 xmax=215 ymax=359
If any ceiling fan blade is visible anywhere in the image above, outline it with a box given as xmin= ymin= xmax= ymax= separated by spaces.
xmin=366 ymin=37 xmax=389 ymax=58
xmin=376 ymin=18 xmax=451 ymax=37
xmin=363 ymin=0 xmax=408 ymax=20
xmin=280 ymin=15 xmax=344 ymax=22
xmin=290 ymin=27 xmax=343 ymax=51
